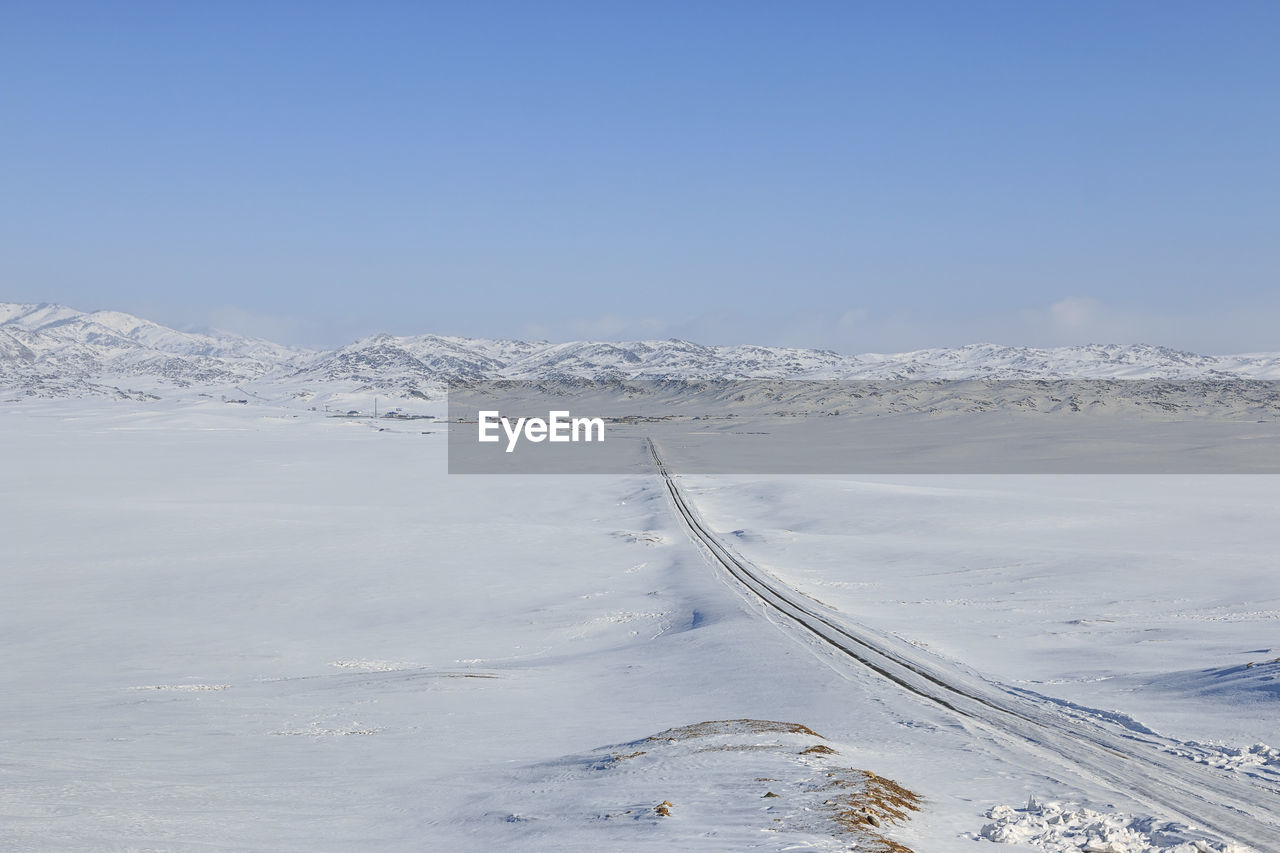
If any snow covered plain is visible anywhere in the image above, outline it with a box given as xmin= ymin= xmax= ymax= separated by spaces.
xmin=3 ymin=397 xmax=1278 ymax=851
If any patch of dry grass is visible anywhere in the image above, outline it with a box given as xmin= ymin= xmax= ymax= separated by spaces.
xmin=604 ymin=719 xmax=922 ymax=851
xmin=825 ymin=769 xmax=923 ymax=852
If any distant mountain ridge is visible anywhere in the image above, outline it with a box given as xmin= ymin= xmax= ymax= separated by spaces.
xmin=0 ymin=302 xmax=311 ymax=399
xmin=3 ymin=302 xmax=1279 ymax=401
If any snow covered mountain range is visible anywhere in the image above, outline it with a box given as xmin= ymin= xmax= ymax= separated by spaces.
xmin=3 ymin=301 xmax=1279 ymax=401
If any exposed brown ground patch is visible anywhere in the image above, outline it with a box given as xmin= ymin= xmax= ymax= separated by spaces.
xmin=629 ymin=720 xmax=921 ymax=850
xmin=825 ymin=769 xmax=923 ymax=852
xmin=644 ymin=719 xmax=821 ymax=742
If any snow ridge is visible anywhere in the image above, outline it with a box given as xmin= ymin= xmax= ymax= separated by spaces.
xmin=4 ymin=302 xmax=1280 ymax=400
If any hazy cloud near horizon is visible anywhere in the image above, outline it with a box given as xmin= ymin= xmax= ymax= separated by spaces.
xmin=498 ymin=297 xmax=1280 ymax=356
xmin=84 ymin=295 xmax=1277 ymax=356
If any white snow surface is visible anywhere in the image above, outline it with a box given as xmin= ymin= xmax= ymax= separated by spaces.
xmin=4 ymin=397 xmax=1278 ymax=851
xmin=682 ymin=475 xmax=1280 ymax=751
xmin=979 ymin=799 xmax=1251 ymax=852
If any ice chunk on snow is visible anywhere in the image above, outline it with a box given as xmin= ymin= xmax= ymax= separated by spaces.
xmin=979 ymin=800 xmax=1251 ymax=851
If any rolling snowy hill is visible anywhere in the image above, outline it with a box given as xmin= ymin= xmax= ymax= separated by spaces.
xmin=3 ymin=302 xmax=1279 ymax=401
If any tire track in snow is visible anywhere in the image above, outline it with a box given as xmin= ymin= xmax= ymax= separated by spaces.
xmin=648 ymin=440 xmax=1280 ymax=849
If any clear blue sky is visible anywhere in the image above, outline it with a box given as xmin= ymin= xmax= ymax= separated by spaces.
xmin=3 ymin=1 xmax=1277 ymax=352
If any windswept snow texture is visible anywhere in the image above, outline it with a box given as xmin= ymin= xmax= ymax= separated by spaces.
xmin=5 ymin=302 xmax=1280 ymax=402
xmin=683 ymin=475 xmax=1280 ymax=747
xmin=3 ymin=398 xmax=1278 ymax=850
xmin=683 ymin=474 xmax=1280 ymax=846
xmin=3 ymin=400 xmax=943 ymax=851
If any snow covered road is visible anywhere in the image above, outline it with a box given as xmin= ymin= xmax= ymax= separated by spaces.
xmin=650 ymin=440 xmax=1280 ymax=850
